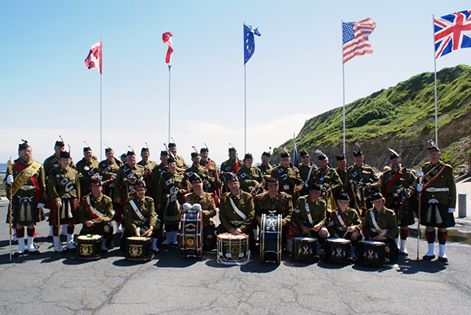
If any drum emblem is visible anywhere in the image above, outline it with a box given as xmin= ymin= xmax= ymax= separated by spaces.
xmin=186 ymin=238 xmax=195 ymax=246
xmin=300 ymin=245 xmax=311 ymax=255
xmin=367 ymin=249 xmax=378 ymax=260
xmin=129 ymin=245 xmax=143 ymax=257
xmin=334 ymin=248 xmax=344 ymax=258
xmin=79 ymin=244 xmax=93 ymax=256
xmin=266 ymin=218 xmax=276 ymax=231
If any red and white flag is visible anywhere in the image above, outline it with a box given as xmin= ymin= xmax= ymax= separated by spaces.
xmin=162 ymin=32 xmax=173 ymax=64
xmin=84 ymin=41 xmax=102 ymax=74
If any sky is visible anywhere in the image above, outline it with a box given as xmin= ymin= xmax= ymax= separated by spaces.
xmin=0 ymin=1 xmax=470 ymax=164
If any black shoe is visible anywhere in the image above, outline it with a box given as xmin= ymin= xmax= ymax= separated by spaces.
xmin=13 ymin=251 xmax=25 ymax=257
xmin=437 ymin=256 xmax=448 ymax=263
xmin=27 ymin=249 xmax=40 ymax=255
xmin=422 ymin=254 xmax=435 ymax=261
xmin=399 ymin=251 xmax=408 ymax=256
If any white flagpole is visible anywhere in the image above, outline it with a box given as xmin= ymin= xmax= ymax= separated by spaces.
xmin=244 ymin=63 xmax=247 ymax=154
xmin=168 ymin=64 xmax=171 ymax=144
xmin=99 ymin=37 xmax=103 ymax=161
xmin=341 ymin=20 xmax=346 ymax=156
xmin=432 ymin=14 xmax=438 ymax=146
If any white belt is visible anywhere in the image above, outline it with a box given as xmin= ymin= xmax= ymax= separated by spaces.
xmin=19 ymin=185 xmax=36 ymax=191
xmin=425 ymin=188 xmax=449 ymax=193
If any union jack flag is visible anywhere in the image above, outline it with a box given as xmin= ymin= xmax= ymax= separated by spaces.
xmin=434 ymin=10 xmax=471 ymax=59
xmin=342 ymin=18 xmax=376 ymax=63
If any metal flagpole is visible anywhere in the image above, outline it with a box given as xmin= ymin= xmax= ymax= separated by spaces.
xmin=99 ymin=37 xmax=103 ymax=161
xmin=244 ymin=63 xmax=247 ymax=154
xmin=168 ymin=64 xmax=172 ymax=144
xmin=432 ymin=14 xmax=438 ymax=146
xmin=100 ymin=71 xmax=103 ymax=161
xmin=341 ymin=20 xmax=346 ymax=156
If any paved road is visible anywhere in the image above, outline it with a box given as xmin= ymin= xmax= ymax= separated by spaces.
xmin=0 ymin=205 xmax=470 ymax=315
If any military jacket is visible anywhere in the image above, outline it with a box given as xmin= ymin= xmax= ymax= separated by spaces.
xmin=124 ymin=196 xmax=158 ymax=233
xmin=294 ymin=196 xmax=327 ymax=228
xmin=362 ymin=207 xmax=398 ymax=240
xmin=219 ymin=191 xmax=255 ymax=233
xmin=254 ymin=191 xmax=293 ymax=221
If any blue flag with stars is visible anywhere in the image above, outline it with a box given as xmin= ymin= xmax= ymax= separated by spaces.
xmin=244 ymin=24 xmax=261 ymax=64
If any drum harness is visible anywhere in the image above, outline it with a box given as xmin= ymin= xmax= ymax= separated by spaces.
xmin=304 ymin=201 xmax=313 ymax=225
xmin=369 ymin=211 xmax=386 ymax=235
xmin=229 ymin=197 xmax=246 ymax=226
xmin=129 ymin=199 xmax=147 ymax=225
xmin=85 ymin=196 xmax=105 ymax=219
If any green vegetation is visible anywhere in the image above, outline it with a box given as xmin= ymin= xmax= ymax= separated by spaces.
xmin=276 ymin=65 xmax=471 ymax=171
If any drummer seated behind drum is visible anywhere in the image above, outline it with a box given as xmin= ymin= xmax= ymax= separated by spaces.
xmin=216 ymin=173 xmax=255 ymax=241
xmin=185 ymin=173 xmax=217 ymax=250
xmin=254 ymin=176 xmax=297 ymax=251
xmin=293 ymin=182 xmax=330 ymax=242
xmin=123 ymin=180 xmax=160 ymax=253
xmin=327 ymin=191 xmax=362 ymax=256
xmin=79 ymin=177 xmax=114 ymax=252
xmin=362 ymin=192 xmax=399 ymax=262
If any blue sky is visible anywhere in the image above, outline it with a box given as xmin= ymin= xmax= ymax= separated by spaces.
xmin=1 ymin=1 xmax=470 ymax=163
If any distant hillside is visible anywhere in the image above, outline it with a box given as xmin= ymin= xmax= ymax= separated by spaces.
xmin=275 ymin=65 xmax=471 ymax=174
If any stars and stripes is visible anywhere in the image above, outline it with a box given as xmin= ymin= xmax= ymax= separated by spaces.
xmin=342 ymin=18 xmax=376 ymax=63
xmin=84 ymin=41 xmax=102 ymax=74
xmin=434 ymin=10 xmax=471 ymax=59
xmin=162 ymin=32 xmax=174 ymax=64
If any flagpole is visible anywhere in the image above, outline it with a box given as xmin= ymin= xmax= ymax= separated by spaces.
xmin=99 ymin=37 xmax=103 ymax=161
xmin=244 ymin=63 xmax=247 ymax=154
xmin=341 ymin=20 xmax=346 ymax=156
xmin=432 ymin=14 xmax=438 ymax=146
xmin=168 ymin=64 xmax=172 ymax=144
xmin=100 ymin=72 xmax=103 ymax=160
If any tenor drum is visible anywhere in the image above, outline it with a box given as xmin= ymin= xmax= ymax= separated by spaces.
xmin=77 ymin=234 xmax=102 ymax=260
xmin=324 ymin=238 xmax=351 ymax=264
xmin=216 ymin=233 xmax=250 ymax=265
xmin=178 ymin=209 xmax=203 ymax=258
xmin=126 ymin=236 xmax=153 ymax=262
xmin=292 ymin=237 xmax=318 ymax=263
xmin=356 ymin=240 xmax=386 ymax=267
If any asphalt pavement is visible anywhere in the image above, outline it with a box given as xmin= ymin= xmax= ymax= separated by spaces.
xmin=0 ymin=204 xmax=470 ymax=315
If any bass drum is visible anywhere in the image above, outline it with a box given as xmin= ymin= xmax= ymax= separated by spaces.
xmin=260 ymin=213 xmax=282 ymax=264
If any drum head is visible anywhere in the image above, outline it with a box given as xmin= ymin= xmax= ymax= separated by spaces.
xmin=127 ymin=236 xmax=150 ymax=241
xmin=217 ymin=233 xmax=248 ymax=241
xmin=78 ymin=234 xmax=102 ymax=241
xmin=362 ymin=240 xmax=384 ymax=246
xmin=295 ymin=237 xmax=316 ymax=242
xmin=328 ymin=237 xmax=351 ymax=244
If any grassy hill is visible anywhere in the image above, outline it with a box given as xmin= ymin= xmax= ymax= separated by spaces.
xmin=275 ymin=65 xmax=471 ymax=173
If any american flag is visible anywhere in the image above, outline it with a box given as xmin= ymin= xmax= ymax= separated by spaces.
xmin=434 ymin=10 xmax=471 ymax=59
xmin=343 ymin=18 xmax=376 ymax=63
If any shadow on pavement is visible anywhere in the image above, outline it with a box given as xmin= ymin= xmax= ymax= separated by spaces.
xmin=396 ymin=257 xmax=447 ymax=274
xmin=240 ymin=261 xmax=279 ymax=273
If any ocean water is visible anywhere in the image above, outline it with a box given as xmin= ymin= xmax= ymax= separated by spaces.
xmin=0 ymin=163 xmax=6 ymax=173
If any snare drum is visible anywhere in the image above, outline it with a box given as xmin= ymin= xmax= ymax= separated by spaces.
xmin=216 ymin=233 xmax=250 ymax=265
xmin=260 ymin=213 xmax=282 ymax=264
xmin=292 ymin=237 xmax=318 ymax=263
xmin=179 ymin=209 xmax=203 ymax=258
xmin=126 ymin=236 xmax=153 ymax=262
xmin=356 ymin=240 xmax=386 ymax=267
xmin=325 ymin=238 xmax=351 ymax=264
xmin=77 ymin=234 xmax=102 ymax=260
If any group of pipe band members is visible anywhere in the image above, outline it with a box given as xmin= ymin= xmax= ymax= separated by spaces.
xmin=4 ymin=139 xmax=456 ymax=263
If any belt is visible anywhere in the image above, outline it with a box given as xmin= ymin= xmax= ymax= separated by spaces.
xmin=19 ymin=185 xmax=36 ymax=191
xmin=230 ymin=220 xmax=244 ymax=225
xmin=425 ymin=188 xmax=449 ymax=193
